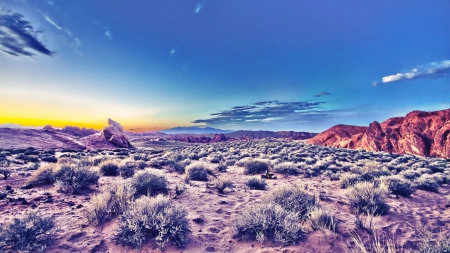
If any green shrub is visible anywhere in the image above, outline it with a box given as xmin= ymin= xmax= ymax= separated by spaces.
xmin=216 ymin=163 xmax=228 ymax=172
xmin=414 ymin=174 xmax=440 ymax=193
xmin=379 ymin=175 xmax=415 ymax=197
xmin=266 ymin=186 xmax=316 ymax=218
xmin=347 ymin=182 xmax=390 ymax=215
xmin=237 ymin=158 xmax=269 ymax=175
xmin=232 ymin=201 xmax=303 ymax=245
xmin=213 ymin=176 xmax=234 ymax=194
xmin=131 ymin=170 xmax=168 ymax=195
xmin=185 ymin=162 xmax=208 ymax=181
xmin=112 ymin=195 xmax=190 ymax=250
xmin=274 ymin=162 xmax=301 ymax=175
xmin=246 ymin=177 xmax=267 ymax=190
xmin=0 ymin=159 xmax=11 ymax=179
xmin=99 ymin=160 xmax=119 ymax=176
xmin=0 ymin=212 xmax=55 ymax=251
xmin=339 ymin=174 xmax=363 ymax=188
xmin=53 ymin=164 xmax=100 ymax=193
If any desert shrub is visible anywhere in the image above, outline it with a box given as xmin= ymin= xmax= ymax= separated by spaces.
xmin=266 ymin=186 xmax=317 ymax=218
xmin=237 ymin=158 xmax=269 ymax=175
xmin=168 ymin=159 xmax=189 ymax=174
xmin=351 ymin=162 xmax=391 ymax=181
xmin=41 ymin=156 xmax=57 ymax=163
xmin=225 ymin=159 xmax=236 ymax=166
xmin=323 ymin=170 xmax=340 ymax=181
xmin=213 ymin=176 xmax=234 ymax=194
xmin=340 ymin=174 xmax=363 ymax=188
xmin=246 ymin=177 xmax=267 ymax=190
xmin=0 ymin=161 xmax=12 ymax=180
xmin=379 ymin=175 xmax=415 ymax=197
xmin=0 ymin=167 xmax=13 ymax=180
xmin=117 ymin=160 xmax=139 ymax=178
xmin=232 ymin=201 xmax=303 ymax=245
xmin=216 ymin=163 xmax=228 ymax=172
xmin=86 ymin=182 xmax=136 ymax=225
xmin=418 ymin=231 xmax=450 ymax=253
xmin=347 ymin=182 xmax=390 ymax=215
xmin=0 ymin=212 xmax=55 ymax=251
xmin=414 ymin=174 xmax=440 ymax=193
xmin=29 ymin=164 xmax=56 ymax=185
xmin=308 ymin=207 xmax=339 ymax=232
xmin=185 ymin=162 xmax=208 ymax=181
xmin=208 ymin=155 xmax=222 ymax=164
xmin=99 ymin=160 xmax=119 ymax=176
xmin=112 ymin=195 xmax=190 ymax=250
xmin=131 ymin=170 xmax=168 ymax=195
xmin=274 ymin=162 xmax=301 ymax=175
xmin=400 ymin=169 xmax=421 ymax=180
xmin=86 ymin=190 xmax=111 ymax=226
xmin=53 ymin=164 xmax=100 ymax=193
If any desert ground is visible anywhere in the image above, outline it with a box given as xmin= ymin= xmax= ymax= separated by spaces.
xmin=1 ymin=139 xmax=449 ymax=252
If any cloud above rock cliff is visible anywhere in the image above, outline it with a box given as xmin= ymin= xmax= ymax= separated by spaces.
xmin=375 ymin=60 xmax=450 ymax=85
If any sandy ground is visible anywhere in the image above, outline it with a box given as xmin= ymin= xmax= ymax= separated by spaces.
xmin=1 ymin=160 xmax=449 ymax=253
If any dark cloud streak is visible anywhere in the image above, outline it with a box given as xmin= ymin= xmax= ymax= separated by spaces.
xmin=192 ymin=100 xmax=339 ymax=126
xmin=0 ymin=9 xmax=52 ymax=57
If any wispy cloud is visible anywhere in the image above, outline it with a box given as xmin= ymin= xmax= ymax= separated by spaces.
xmin=315 ymin=91 xmax=331 ymax=97
xmin=103 ymin=27 xmax=112 ymax=39
xmin=192 ymin=100 xmax=346 ymax=127
xmin=375 ymin=60 xmax=450 ymax=85
xmin=0 ymin=9 xmax=52 ymax=57
xmin=44 ymin=15 xmax=61 ymax=30
xmin=195 ymin=1 xmax=206 ymax=13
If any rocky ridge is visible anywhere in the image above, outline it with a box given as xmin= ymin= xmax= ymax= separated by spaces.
xmin=307 ymin=109 xmax=450 ymax=158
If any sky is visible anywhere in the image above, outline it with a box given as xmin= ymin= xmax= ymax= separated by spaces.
xmin=0 ymin=0 xmax=449 ymax=132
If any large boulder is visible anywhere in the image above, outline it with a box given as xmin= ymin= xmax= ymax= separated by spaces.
xmin=102 ymin=119 xmax=133 ymax=148
xmin=307 ymin=108 xmax=450 ymax=158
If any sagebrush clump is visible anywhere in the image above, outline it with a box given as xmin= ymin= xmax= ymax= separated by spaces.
xmin=347 ymin=182 xmax=390 ymax=215
xmin=0 ymin=212 xmax=55 ymax=251
xmin=185 ymin=162 xmax=208 ymax=181
xmin=113 ymin=195 xmax=190 ymax=250
xmin=246 ymin=177 xmax=267 ymax=190
xmin=131 ymin=170 xmax=168 ymax=195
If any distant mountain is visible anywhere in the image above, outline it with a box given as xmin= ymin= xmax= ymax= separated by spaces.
xmin=226 ymin=130 xmax=317 ymax=140
xmin=307 ymin=108 xmax=450 ymax=158
xmin=160 ymin=126 xmax=233 ymax=134
xmin=0 ymin=123 xmax=43 ymax=130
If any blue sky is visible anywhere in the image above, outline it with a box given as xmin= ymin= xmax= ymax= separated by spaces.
xmin=0 ymin=0 xmax=449 ymax=132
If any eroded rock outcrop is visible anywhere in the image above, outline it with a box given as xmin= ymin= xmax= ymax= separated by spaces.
xmin=101 ymin=118 xmax=133 ymax=148
xmin=307 ymin=109 xmax=450 ymax=158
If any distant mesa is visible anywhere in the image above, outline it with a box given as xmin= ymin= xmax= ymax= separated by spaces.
xmin=307 ymin=108 xmax=450 ymax=158
xmin=160 ymin=126 xmax=233 ymax=134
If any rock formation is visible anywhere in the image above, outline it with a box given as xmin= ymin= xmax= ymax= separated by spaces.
xmin=307 ymin=109 xmax=450 ymax=158
xmin=101 ymin=118 xmax=133 ymax=148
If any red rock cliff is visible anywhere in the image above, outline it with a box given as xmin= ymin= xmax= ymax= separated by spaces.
xmin=307 ymin=109 xmax=450 ymax=158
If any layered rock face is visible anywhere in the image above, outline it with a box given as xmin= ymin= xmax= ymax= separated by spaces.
xmin=101 ymin=118 xmax=133 ymax=148
xmin=307 ymin=109 xmax=450 ymax=158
